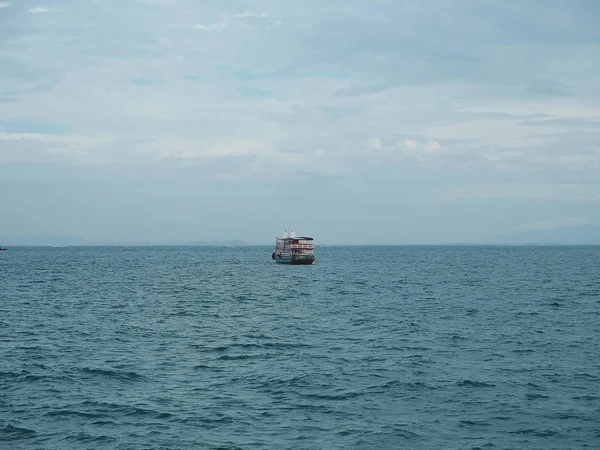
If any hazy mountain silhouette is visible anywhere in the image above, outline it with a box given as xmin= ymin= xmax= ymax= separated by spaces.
xmin=493 ymin=224 xmax=600 ymax=245
xmin=0 ymin=234 xmax=250 ymax=246
xmin=0 ymin=234 xmax=96 ymax=246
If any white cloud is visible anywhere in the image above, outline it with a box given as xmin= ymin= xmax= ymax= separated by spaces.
xmin=424 ymin=140 xmax=442 ymax=153
xmin=421 ymin=184 xmax=600 ymax=203
xmin=456 ymin=103 xmax=600 ymax=121
xmin=0 ymin=132 xmax=95 ymax=146
xmin=0 ymin=2 xmax=11 ymax=8
xmin=157 ymin=138 xmax=276 ymax=159
xmin=133 ymin=137 xmax=320 ymax=169
xmin=0 ymin=132 xmax=125 ymax=167
xmin=168 ymin=10 xmax=280 ymax=33
xmin=28 ymin=7 xmax=49 ymax=14
xmin=365 ymin=138 xmax=443 ymax=157
xmin=366 ymin=137 xmax=382 ymax=150
xmin=402 ymin=139 xmax=420 ymax=153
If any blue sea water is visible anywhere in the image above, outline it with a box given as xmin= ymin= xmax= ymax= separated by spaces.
xmin=1 ymin=245 xmax=599 ymax=449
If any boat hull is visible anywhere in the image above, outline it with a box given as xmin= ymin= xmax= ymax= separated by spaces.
xmin=275 ymin=255 xmax=315 ymax=265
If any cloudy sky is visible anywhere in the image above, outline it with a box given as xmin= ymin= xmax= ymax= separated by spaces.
xmin=1 ymin=0 xmax=599 ymax=244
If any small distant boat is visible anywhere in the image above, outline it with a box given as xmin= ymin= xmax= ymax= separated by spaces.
xmin=0 ymin=247 xmax=7 ymax=251
xmin=271 ymin=230 xmax=315 ymax=265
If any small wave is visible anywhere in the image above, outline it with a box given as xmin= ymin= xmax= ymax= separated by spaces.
xmin=14 ymin=345 xmax=45 ymax=351
xmin=542 ymin=373 xmax=564 ymax=384
xmin=0 ymin=424 xmax=36 ymax=441
xmin=260 ymin=341 xmax=311 ymax=349
xmin=261 ymin=374 xmax=308 ymax=388
xmin=173 ymin=310 xmax=196 ymax=316
xmin=456 ymin=380 xmax=496 ymax=388
xmin=23 ymin=373 xmax=58 ymax=382
xmin=242 ymin=333 xmax=272 ymax=340
xmin=300 ymin=390 xmax=363 ymax=401
xmin=510 ymin=428 xmax=561 ymax=437
xmin=80 ymin=367 xmax=147 ymax=381
xmin=526 ymin=393 xmax=549 ymax=399
xmin=336 ymin=429 xmax=353 ymax=436
xmin=386 ymin=425 xmax=421 ymax=439
xmin=193 ymin=344 xmax=229 ymax=352
xmin=0 ymin=370 xmax=20 ymax=380
xmin=337 ymin=290 xmax=354 ymax=295
xmin=493 ymin=416 xmax=511 ymax=421
xmin=366 ymin=426 xmax=423 ymax=441
xmin=216 ymin=354 xmax=256 ymax=361
xmin=404 ymin=346 xmax=432 ymax=351
xmin=573 ymin=372 xmax=598 ymax=381
xmin=500 ymin=367 xmax=536 ymax=373
xmin=0 ymin=370 xmax=65 ymax=383
xmin=198 ymin=341 xmax=310 ymax=353
xmin=78 ymin=400 xmax=168 ymax=419
xmin=90 ymin=420 xmax=118 ymax=426
xmin=45 ymin=409 xmax=105 ymax=419
xmin=123 ymin=406 xmax=173 ymax=419
xmin=451 ymin=335 xmax=468 ymax=340
xmin=550 ymin=412 xmax=594 ymax=421
xmin=192 ymin=364 xmax=224 ymax=372
xmin=365 ymin=380 xmax=435 ymax=393
xmin=177 ymin=414 xmax=234 ymax=427
xmin=62 ymin=431 xmax=116 ymax=443
xmin=339 ymin=426 xmax=421 ymax=440
xmin=459 ymin=420 xmax=490 ymax=426
xmin=232 ymin=294 xmax=258 ymax=302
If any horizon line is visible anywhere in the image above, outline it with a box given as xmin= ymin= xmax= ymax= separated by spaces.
xmin=3 ymin=243 xmax=600 ymax=247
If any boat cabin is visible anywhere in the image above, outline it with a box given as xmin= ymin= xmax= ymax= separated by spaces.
xmin=272 ymin=230 xmax=315 ymax=265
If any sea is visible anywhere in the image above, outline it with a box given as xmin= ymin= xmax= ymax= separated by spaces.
xmin=1 ymin=245 xmax=599 ymax=449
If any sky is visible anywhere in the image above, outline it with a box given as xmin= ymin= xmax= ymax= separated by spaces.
xmin=1 ymin=0 xmax=599 ymax=244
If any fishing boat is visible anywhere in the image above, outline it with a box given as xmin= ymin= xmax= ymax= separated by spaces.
xmin=271 ymin=230 xmax=315 ymax=265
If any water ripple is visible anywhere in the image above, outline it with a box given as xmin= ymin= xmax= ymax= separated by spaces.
xmin=0 ymin=245 xmax=599 ymax=449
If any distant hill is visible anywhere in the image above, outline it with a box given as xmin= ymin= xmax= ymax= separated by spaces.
xmin=174 ymin=240 xmax=250 ymax=246
xmin=492 ymin=224 xmax=600 ymax=245
xmin=0 ymin=234 xmax=97 ymax=246
xmin=0 ymin=234 xmax=251 ymax=246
